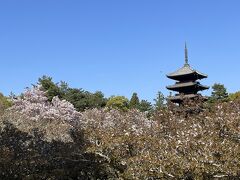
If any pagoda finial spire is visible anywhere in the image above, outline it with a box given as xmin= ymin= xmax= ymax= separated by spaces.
xmin=185 ymin=42 xmax=189 ymax=65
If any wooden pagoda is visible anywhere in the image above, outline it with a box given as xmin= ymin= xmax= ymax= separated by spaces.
xmin=166 ymin=44 xmax=209 ymax=104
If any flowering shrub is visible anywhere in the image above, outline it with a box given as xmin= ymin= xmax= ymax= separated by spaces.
xmin=11 ymin=87 xmax=81 ymax=124
xmin=0 ymin=87 xmax=119 ymax=179
xmin=83 ymin=101 xmax=240 ymax=179
xmin=0 ymin=119 xmax=119 ymax=179
xmin=6 ymin=87 xmax=82 ymax=142
xmin=82 ymin=108 xmax=153 ymax=134
xmin=0 ymin=86 xmax=239 ymax=179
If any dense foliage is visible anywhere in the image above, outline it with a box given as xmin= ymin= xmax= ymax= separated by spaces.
xmin=38 ymin=76 xmax=107 ymax=111
xmin=154 ymin=91 xmax=165 ymax=109
xmin=229 ymin=91 xmax=240 ymax=101
xmin=38 ymin=76 xmax=153 ymax=112
xmin=0 ymin=82 xmax=239 ymax=179
xmin=0 ymin=87 xmax=119 ymax=179
xmin=106 ymin=96 xmax=130 ymax=111
xmin=210 ymin=83 xmax=229 ymax=103
xmin=0 ymin=93 xmax=12 ymax=115
xmin=129 ymin=92 xmax=140 ymax=109
xmin=83 ymin=100 xmax=240 ymax=179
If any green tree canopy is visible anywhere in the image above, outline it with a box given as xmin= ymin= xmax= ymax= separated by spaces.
xmin=138 ymin=100 xmax=152 ymax=112
xmin=37 ymin=75 xmax=107 ymax=111
xmin=38 ymin=75 xmax=63 ymax=100
xmin=229 ymin=91 xmax=240 ymax=101
xmin=106 ymin=96 xmax=129 ymax=111
xmin=210 ymin=83 xmax=229 ymax=103
xmin=153 ymin=91 xmax=165 ymax=109
xmin=0 ymin=93 xmax=12 ymax=115
xmin=64 ymin=88 xmax=89 ymax=112
xmin=129 ymin=93 xmax=140 ymax=109
xmin=88 ymin=91 xmax=107 ymax=109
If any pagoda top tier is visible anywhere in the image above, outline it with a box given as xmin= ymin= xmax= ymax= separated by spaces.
xmin=167 ymin=64 xmax=208 ymax=81
xmin=167 ymin=43 xmax=208 ymax=81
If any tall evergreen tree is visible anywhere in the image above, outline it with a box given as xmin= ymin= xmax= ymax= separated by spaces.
xmin=38 ymin=75 xmax=63 ymax=100
xmin=138 ymin=100 xmax=152 ymax=112
xmin=210 ymin=83 xmax=228 ymax=102
xmin=88 ymin=91 xmax=107 ymax=109
xmin=154 ymin=91 xmax=165 ymax=109
xmin=129 ymin=93 xmax=140 ymax=109
xmin=64 ymin=88 xmax=89 ymax=112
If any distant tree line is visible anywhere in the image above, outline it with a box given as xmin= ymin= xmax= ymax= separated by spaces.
xmin=38 ymin=76 xmax=240 ymax=111
xmin=38 ymin=76 xmax=107 ymax=112
xmin=37 ymin=75 xmax=167 ymax=113
xmin=0 ymin=76 xmax=240 ymax=114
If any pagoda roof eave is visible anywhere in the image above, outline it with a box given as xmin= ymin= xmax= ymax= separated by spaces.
xmin=167 ymin=94 xmax=208 ymax=102
xmin=166 ymin=73 xmax=207 ymax=80
xmin=168 ymin=94 xmax=198 ymax=100
xmin=167 ymin=64 xmax=208 ymax=79
xmin=166 ymin=82 xmax=209 ymax=90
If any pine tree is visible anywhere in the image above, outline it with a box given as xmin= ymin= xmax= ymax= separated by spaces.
xmin=210 ymin=83 xmax=229 ymax=102
xmin=138 ymin=100 xmax=152 ymax=112
xmin=129 ymin=93 xmax=140 ymax=109
xmin=154 ymin=91 xmax=165 ymax=109
xmin=38 ymin=75 xmax=63 ymax=100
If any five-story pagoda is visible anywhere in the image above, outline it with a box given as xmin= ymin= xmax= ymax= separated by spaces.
xmin=166 ymin=44 xmax=209 ymax=104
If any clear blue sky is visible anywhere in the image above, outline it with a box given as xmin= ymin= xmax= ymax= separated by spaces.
xmin=0 ymin=0 xmax=240 ymax=101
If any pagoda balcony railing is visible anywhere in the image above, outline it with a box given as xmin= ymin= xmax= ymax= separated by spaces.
xmin=175 ymin=81 xmax=200 ymax=85
xmin=174 ymin=93 xmax=201 ymax=97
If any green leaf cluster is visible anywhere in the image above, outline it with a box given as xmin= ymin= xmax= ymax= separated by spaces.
xmin=107 ymin=92 xmax=153 ymax=112
xmin=106 ymin=96 xmax=129 ymax=111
